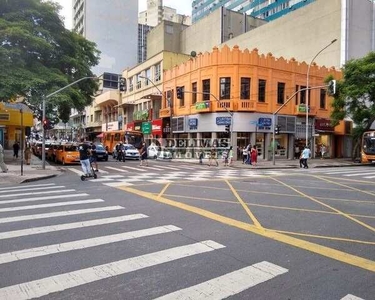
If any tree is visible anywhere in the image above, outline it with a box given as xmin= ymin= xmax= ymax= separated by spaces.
xmin=0 ymin=0 xmax=100 ymax=118
xmin=328 ymin=51 xmax=375 ymax=159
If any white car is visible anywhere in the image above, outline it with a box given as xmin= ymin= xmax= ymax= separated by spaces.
xmin=112 ymin=143 xmax=140 ymax=160
xmin=148 ymin=144 xmax=172 ymax=160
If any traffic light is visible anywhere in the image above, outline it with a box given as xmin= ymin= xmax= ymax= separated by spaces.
xmin=327 ymin=79 xmax=337 ymax=96
xmin=275 ymin=125 xmax=280 ymax=135
xmin=119 ymin=77 xmax=126 ymax=92
xmin=225 ymin=125 xmax=230 ymax=133
xmin=43 ymin=119 xmax=48 ymax=130
xmin=176 ymin=86 xmax=183 ymax=99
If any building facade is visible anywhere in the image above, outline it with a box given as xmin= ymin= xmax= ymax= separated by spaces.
xmin=161 ymin=45 xmax=349 ymax=160
xmin=192 ymin=0 xmax=316 ymax=23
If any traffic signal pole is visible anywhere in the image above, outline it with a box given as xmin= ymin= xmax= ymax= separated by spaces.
xmin=272 ymin=85 xmax=326 ymax=165
xmin=41 ymin=76 xmax=98 ymax=170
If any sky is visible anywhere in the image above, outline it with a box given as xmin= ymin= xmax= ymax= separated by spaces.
xmin=55 ymin=0 xmax=192 ymax=30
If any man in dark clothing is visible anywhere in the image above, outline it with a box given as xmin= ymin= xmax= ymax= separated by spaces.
xmin=13 ymin=142 xmax=20 ymax=159
xmin=78 ymin=139 xmax=91 ymax=176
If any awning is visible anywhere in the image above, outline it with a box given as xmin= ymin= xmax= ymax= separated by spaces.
xmin=96 ymin=133 xmax=104 ymax=138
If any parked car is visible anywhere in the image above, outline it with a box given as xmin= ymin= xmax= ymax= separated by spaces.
xmin=148 ymin=144 xmax=172 ymax=160
xmin=112 ymin=143 xmax=140 ymax=160
xmin=46 ymin=143 xmax=59 ymax=161
xmin=55 ymin=144 xmax=80 ymax=165
xmin=94 ymin=144 xmax=108 ymax=161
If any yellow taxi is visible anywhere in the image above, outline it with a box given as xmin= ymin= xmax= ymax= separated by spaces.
xmin=55 ymin=144 xmax=80 ymax=165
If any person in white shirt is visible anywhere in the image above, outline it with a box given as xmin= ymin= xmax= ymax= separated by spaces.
xmin=0 ymin=144 xmax=8 ymax=173
xmin=301 ymin=146 xmax=311 ymax=168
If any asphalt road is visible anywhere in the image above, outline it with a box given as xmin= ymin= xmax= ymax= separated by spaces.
xmin=0 ymin=159 xmax=374 ymax=299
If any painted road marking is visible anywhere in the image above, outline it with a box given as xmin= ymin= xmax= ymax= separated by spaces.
xmin=341 ymin=294 xmax=365 ymax=300
xmin=0 ymin=225 xmax=182 ymax=265
xmin=0 ymin=189 xmax=76 ymax=199
xmin=0 ymin=240 xmax=225 ymax=300
xmin=104 ymin=166 xmax=129 ymax=173
xmin=154 ymin=261 xmax=288 ymax=300
xmin=0 ymin=199 xmax=104 ymax=212
xmin=0 ymin=185 xmax=65 ymax=194
xmin=0 ymin=183 xmax=56 ymax=191
xmin=0 ymin=206 xmax=124 ymax=224
xmin=0 ymin=214 xmax=148 ymax=240
xmin=0 ymin=193 xmax=89 ymax=205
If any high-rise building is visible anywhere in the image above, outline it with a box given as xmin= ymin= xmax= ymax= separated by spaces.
xmin=192 ymin=0 xmax=315 ymax=23
xmin=72 ymin=0 xmax=138 ymax=75
xmin=139 ymin=0 xmax=191 ymax=27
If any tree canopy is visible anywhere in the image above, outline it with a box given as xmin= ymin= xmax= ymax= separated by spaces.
xmin=328 ymin=51 xmax=375 ymax=157
xmin=0 ymin=0 xmax=100 ymax=119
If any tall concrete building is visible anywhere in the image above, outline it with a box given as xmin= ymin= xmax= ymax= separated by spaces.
xmin=139 ymin=0 xmax=191 ymax=27
xmin=72 ymin=0 xmax=138 ymax=75
xmin=192 ymin=0 xmax=316 ymax=23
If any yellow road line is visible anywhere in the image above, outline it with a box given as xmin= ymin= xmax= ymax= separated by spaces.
xmin=314 ymin=175 xmax=375 ymax=197
xmin=270 ymin=177 xmax=375 ymax=234
xmin=225 ymin=180 xmax=263 ymax=229
xmin=118 ymin=186 xmax=375 ymax=273
xmin=268 ymin=229 xmax=375 ymax=245
xmin=157 ymin=183 xmax=171 ymax=199
xmin=159 ymin=193 xmax=375 ymax=220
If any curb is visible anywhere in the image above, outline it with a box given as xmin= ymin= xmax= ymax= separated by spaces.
xmin=20 ymin=174 xmax=59 ymax=183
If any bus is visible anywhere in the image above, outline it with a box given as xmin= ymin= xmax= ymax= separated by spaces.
xmin=361 ymin=130 xmax=375 ymax=163
xmin=102 ymin=130 xmax=144 ymax=154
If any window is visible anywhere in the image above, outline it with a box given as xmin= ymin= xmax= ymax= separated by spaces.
xmin=202 ymin=79 xmax=210 ymax=101
xmin=295 ymin=85 xmax=299 ymax=105
xmin=258 ymin=79 xmax=266 ymax=102
xmin=240 ymin=77 xmax=251 ymax=99
xmin=277 ymin=82 xmax=285 ymax=104
xmin=154 ymin=63 xmax=161 ymax=81
xmin=178 ymin=86 xmax=185 ymax=107
xmin=144 ymin=68 xmax=151 ymax=86
xmin=90 ymin=115 xmax=93 ymax=122
xmin=300 ymin=86 xmax=306 ymax=104
xmin=166 ymin=90 xmax=174 ymax=108
xmin=220 ymin=77 xmax=231 ymax=100
xmin=320 ymin=89 xmax=326 ymax=109
xmin=192 ymin=82 xmax=197 ymax=104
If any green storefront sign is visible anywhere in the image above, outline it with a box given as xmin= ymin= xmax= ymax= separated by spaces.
xmin=298 ymin=105 xmax=310 ymax=113
xmin=141 ymin=122 xmax=151 ymax=134
xmin=195 ymin=102 xmax=210 ymax=110
xmin=133 ymin=109 xmax=149 ymax=121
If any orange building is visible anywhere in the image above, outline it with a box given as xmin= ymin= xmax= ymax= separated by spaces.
xmin=161 ymin=45 xmax=349 ymax=160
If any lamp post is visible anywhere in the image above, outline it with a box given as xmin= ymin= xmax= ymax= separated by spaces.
xmin=305 ymin=38 xmax=337 ymax=147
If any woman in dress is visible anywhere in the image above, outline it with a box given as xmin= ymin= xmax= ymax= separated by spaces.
xmin=251 ymin=145 xmax=258 ymax=166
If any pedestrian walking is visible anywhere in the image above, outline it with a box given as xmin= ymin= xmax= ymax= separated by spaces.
xmin=199 ymin=150 xmax=204 ymax=164
xmin=24 ymin=143 xmax=31 ymax=165
xmin=242 ymin=146 xmax=248 ymax=164
xmin=209 ymin=147 xmax=218 ymax=167
xmin=139 ymin=142 xmax=148 ymax=166
xmin=0 ymin=144 xmax=8 ymax=173
xmin=251 ymin=145 xmax=258 ymax=166
xmin=222 ymin=149 xmax=228 ymax=167
xmin=228 ymin=146 xmax=234 ymax=166
xmin=13 ymin=141 xmax=20 ymax=159
xmin=320 ymin=144 xmax=326 ymax=159
xmin=301 ymin=146 xmax=311 ymax=168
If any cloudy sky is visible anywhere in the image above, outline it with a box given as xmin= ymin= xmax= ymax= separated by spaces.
xmin=55 ymin=0 xmax=192 ymax=29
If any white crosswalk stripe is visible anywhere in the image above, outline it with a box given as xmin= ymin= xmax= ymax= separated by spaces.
xmin=293 ymin=166 xmax=375 ymax=180
xmin=0 ymin=193 xmax=89 ymax=205
xmin=0 ymin=189 xmax=77 ymax=198
xmin=0 ymin=185 xmax=66 ymax=194
xmin=154 ymin=261 xmax=288 ymax=300
xmin=0 ymin=183 xmax=56 ymax=191
xmin=0 ymin=225 xmax=182 ymax=265
xmin=341 ymin=295 xmax=365 ymax=300
xmin=0 ymin=241 xmax=224 ymax=300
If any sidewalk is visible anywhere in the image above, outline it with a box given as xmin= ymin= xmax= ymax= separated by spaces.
xmin=0 ymin=150 xmax=63 ymax=185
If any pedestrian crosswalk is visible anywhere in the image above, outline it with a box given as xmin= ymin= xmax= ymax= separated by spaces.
xmin=66 ymin=162 xmax=287 ymax=187
xmin=294 ymin=166 xmax=375 ymax=180
xmin=0 ymin=183 xmax=365 ymax=299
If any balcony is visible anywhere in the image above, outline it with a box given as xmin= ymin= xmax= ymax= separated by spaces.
xmin=237 ymin=100 xmax=256 ymax=111
xmin=190 ymin=101 xmax=211 ymax=114
xmin=212 ymin=100 xmax=233 ymax=112
xmin=160 ymin=108 xmax=171 ymax=118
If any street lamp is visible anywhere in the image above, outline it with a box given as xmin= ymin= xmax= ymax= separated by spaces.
xmin=305 ymin=38 xmax=337 ymax=147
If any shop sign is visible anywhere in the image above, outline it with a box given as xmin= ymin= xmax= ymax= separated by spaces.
xmin=125 ymin=123 xmax=134 ymax=131
xmin=188 ymin=118 xmax=198 ymax=130
xmin=133 ymin=109 xmax=149 ymax=121
xmin=216 ymin=117 xmax=231 ymax=125
xmin=195 ymin=102 xmax=210 ymax=110
xmin=257 ymin=117 xmax=272 ymax=130
xmin=298 ymin=105 xmax=310 ymax=113
xmin=141 ymin=122 xmax=152 ymax=134
xmin=315 ymin=118 xmax=334 ymax=132
xmin=102 ymin=121 xmax=118 ymax=132
xmin=152 ymin=119 xmax=162 ymax=135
